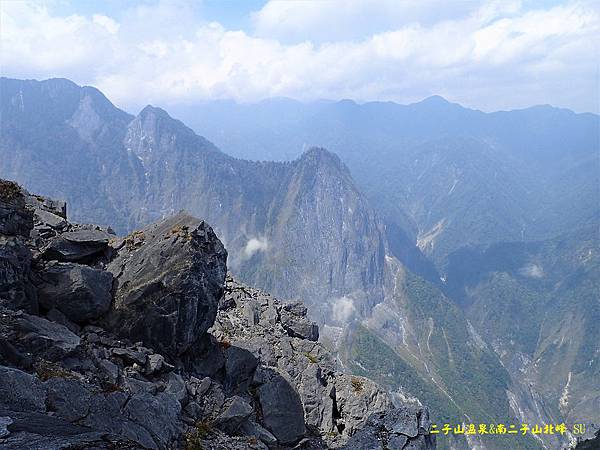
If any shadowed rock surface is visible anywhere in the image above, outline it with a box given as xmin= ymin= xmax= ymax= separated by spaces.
xmin=0 ymin=179 xmax=435 ymax=449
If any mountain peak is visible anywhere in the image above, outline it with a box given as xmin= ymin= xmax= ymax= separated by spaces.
xmin=418 ymin=95 xmax=451 ymax=105
xmin=138 ymin=104 xmax=170 ymax=119
xmin=298 ymin=146 xmax=343 ymax=167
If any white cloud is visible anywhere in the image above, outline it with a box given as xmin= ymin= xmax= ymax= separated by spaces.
xmin=332 ymin=296 xmax=356 ymax=323
xmin=243 ymin=236 xmax=269 ymax=258
xmin=0 ymin=0 xmax=598 ymax=112
xmin=252 ymin=0 xmax=479 ymax=43
xmin=519 ymin=263 xmax=545 ymax=278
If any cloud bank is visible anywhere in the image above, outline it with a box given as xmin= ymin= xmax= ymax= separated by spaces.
xmin=332 ymin=296 xmax=356 ymax=323
xmin=0 ymin=1 xmax=598 ymax=112
xmin=243 ymin=236 xmax=269 ymax=259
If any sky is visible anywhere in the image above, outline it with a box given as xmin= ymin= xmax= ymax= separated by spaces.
xmin=0 ymin=0 xmax=598 ymax=113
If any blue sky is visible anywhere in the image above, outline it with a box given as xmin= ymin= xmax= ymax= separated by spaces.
xmin=1 ymin=0 xmax=598 ymax=112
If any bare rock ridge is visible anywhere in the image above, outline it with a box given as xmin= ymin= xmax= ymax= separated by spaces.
xmin=0 ymin=179 xmax=435 ymax=450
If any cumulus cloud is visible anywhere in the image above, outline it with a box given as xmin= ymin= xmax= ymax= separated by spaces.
xmin=519 ymin=263 xmax=545 ymax=278
xmin=243 ymin=236 xmax=269 ymax=259
xmin=0 ymin=1 xmax=598 ymax=112
xmin=332 ymin=296 xmax=356 ymax=323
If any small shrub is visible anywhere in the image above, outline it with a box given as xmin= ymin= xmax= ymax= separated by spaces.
xmin=124 ymin=230 xmax=145 ymax=250
xmin=184 ymin=421 xmax=212 ymax=450
xmin=0 ymin=180 xmax=22 ymax=201
xmin=350 ymin=376 xmax=364 ymax=393
xmin=35 ymin=360 xmax=75 ymax=381
xmin=304 ymin=352 xmax=318 ymax=364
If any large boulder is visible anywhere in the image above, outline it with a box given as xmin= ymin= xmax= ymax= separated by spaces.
xmin=105 ymin=212 xmax=227 ymax=356
xmin=256 ymin=367 xmax=306 ymax=445
xmin=37 ymin=262 xmax=113 ymax=323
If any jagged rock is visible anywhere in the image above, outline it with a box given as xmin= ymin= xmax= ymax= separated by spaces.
xmin=42 ymin=229 xmax=111 ymax=262
xmin=122 ymin=391 xmax=182 ymax=448
xmin=145 ymin=353 xmax=165 ymax=375
xmin=110 ymin=347 xmax=147 ymax=366
xmin=105 ymin=212 xmax=227 ymax=356
xmin=240 ymin=420 xmax=278 ymax=446
xmin=0 ymin=236 xmax=37 ymax=313
xmin=215 ymin=395 xmax=254 ymax=434
xmin=332 ymin=374 xmax=391 ymax=437
xmin=281 ymin=302 xmax=319 ymax=341
xmin=96 ymin=359 xmax=119 ymax=383
xmin=25 ymin=193 xmax=67 ymax=220
xmin=0 ymin=415 xmax=12 ymax=438
xmin=257 ymin=368 xmax=306 ymax=445
xmin=32 ymin=208 xmax=68 ymax=230
xmin=46 ymin=308 xmax=81 ymax=333
xmin=0 ymin=366 xmax=46 ymax=412
xmin=0 ymin=180 xmax=33 ymax=237
xmin=224 ymin=346 xmax=258 ymax=394
xmin=164 ymin=372 xmax=187 ymax=404
xmin=341 ymin=408 xmax=435 ymax=450
xmin=45 ymin=377 xmax=93 ymax=422
xmin=37 ymin=262 xmax=113 ymax=323
xmin=0 ymin=309 xmax=80 ymax=363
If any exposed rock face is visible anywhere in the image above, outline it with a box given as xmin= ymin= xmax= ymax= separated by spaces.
xmin=0 ymin=179 xmax=435 ymax=449
xmin=37 ymin=262 xmax=113 ymax=323
xmin=0 ymin=180 xmax=34 ymax=237
xmin=105 ymin=212 xmax=227 ymax=356
xmin=211 ymin=277 xmax=434 ymax=449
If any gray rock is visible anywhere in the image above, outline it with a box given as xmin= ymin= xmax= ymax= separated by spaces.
xmin=0 ymin=366 xmax=46 ymax=413
xmin=33 ymin=208 xmax=68 ymax=230
xmin=37 ymin=262 xmax=113 ymax=323
xmin=0 ymin=415 xmax=13 ymax=438
xmin=42 ymin=229 xmax=111 ymax=262
xmin=224 ymin=346 xmax=258 ymax=394
xmin=164 ymin=372 xmax=187 ymax=404
xmin=25 ymin=193 xmax=67 ymax=220
xmin=105 ymin=213 xmax=227 ymax=356
xmin=281 ymin=302 xmax=319 ymax=341
xmin=215 ymin=395 xmax=254 ymax=434
xmin=110 ymin=347 xmax=147 ymax=366
xmin=240 ymin=420 xmax=278 ymax=446
xmin=45 ymin=378 xmax=92 ymax=422
xmin=145 ymin=353 xmax=165 ymax=375
xmin=96 ymin=359 xmax=119 ymax=383
xmin=0 ymin=309 xmax=80 ymax=362
xmin=0 ymin=236 xmax=38 ymax=313
xmin=0 ymin=180 xmax=33 ymax=237
xmin=257 ymin=369 xmax=306 ymax=445
xmin=383 ymin=407 xmax=418 ymax=438
xmin=123 ymin=392 xmax=182 ymax=448
xmin=46 ymin=308 xmax=80 ymax=333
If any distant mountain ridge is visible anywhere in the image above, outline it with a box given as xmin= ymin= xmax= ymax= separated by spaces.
xmin=168 ymin=95 xmax=599 ymax=269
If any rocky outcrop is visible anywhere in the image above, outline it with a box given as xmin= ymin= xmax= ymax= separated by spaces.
xmin=0 ymin=179 xmax=434 ymax=449
xmin=105 ymin=212 xmax=227 ymax=356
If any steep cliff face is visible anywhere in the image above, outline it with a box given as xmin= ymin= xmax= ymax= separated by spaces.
xmin=0 ymin=179 xmax=435 ymax=449
xmin=444 ymin=227 xmax=600 ymax=446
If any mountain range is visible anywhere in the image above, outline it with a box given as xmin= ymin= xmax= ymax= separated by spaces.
xmin=1 ymin=77 xmax=597 ymax=449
